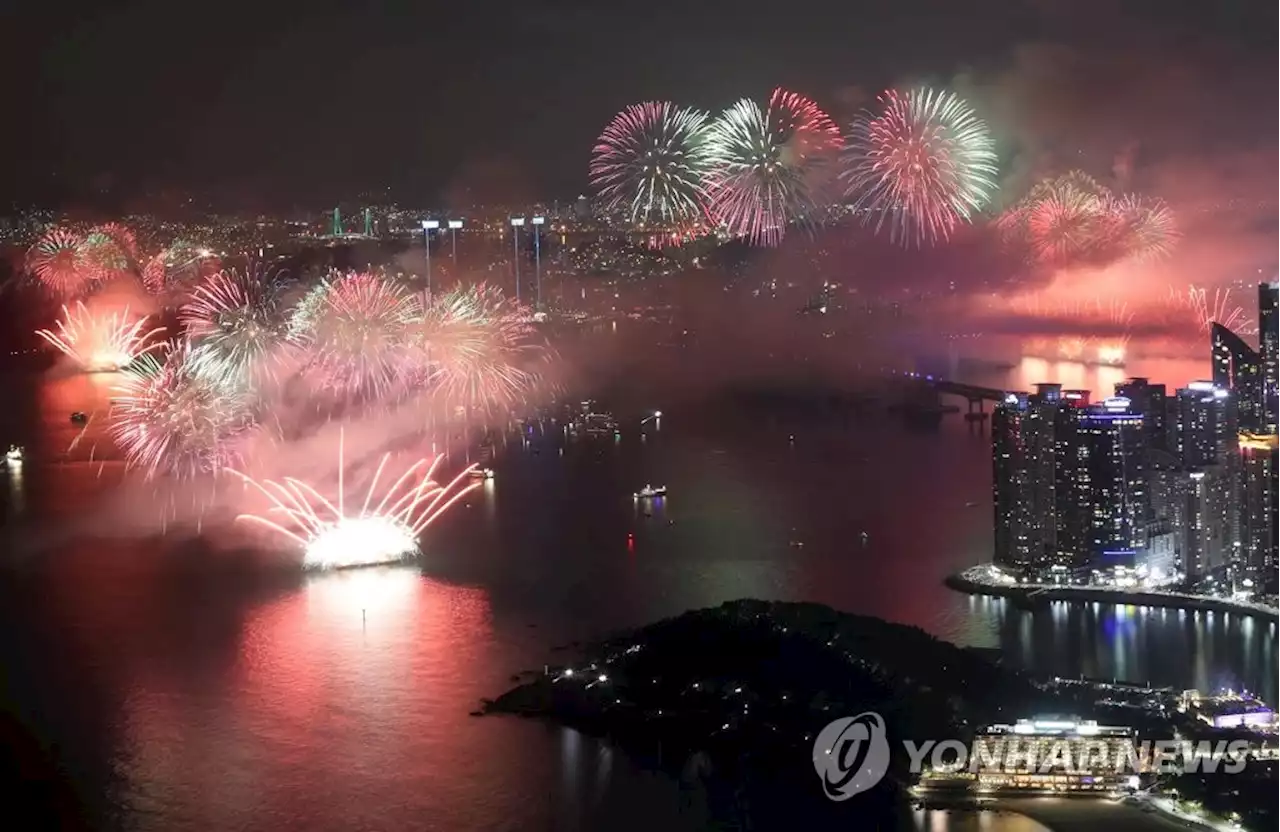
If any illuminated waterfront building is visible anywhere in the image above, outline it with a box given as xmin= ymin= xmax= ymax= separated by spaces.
xmin=1211 ymin=323 xmax=1263 ymax=432
xmin=1260 ymin=282 xmax=1278 ymax=432
xmin=1238 ymin=432 xmax=1278 ymax=587
xmin=993 ymin=387 xmax=1150 ymax=573
xmin=972 ymin=719 xmax=1138 ymax=794
xmin=993 ymin=388 xmax=1060 ymax=570
xmin=1170 ymin=383 xmax=1239 ymax=581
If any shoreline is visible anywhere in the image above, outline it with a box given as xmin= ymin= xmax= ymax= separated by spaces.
xmin=945 ymin=570 xmax=1279 ymax=622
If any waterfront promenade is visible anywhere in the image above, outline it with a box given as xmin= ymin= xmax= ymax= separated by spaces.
xmin=947 ymin=565 xmax=1279 ymax=622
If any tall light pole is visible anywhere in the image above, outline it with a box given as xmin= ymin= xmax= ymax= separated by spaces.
xmin=510 ymin=217 xmax=525 ymax=303
xmin=421 ymin=220 xmax=439 ymax=296
xmin=448 ymin=219 xmax=463 ymax=266
xmin=532 ymin=216 xmax=545 ymax=311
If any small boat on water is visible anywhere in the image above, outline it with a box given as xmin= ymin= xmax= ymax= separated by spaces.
xmin=4 ymin=445 xmax=22 ymax=465
xmin=469 ymin=468 xmax=495 ymax=480
xmin=633 ymin=484 xmax=667 ymax=499
xmin=965 ymin=501 xmax=980 ymax=508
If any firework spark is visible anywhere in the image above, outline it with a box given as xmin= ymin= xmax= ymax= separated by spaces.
xmin=1175 ymin=285 xmax=1254 ymax=334
xmin=413 ymin=283 xmax=543 ymax=408
xmin=289 ymin=271 xmax=420 ymax=399
xmin=36 ymin=302 xmax=166 ymax=372
xmin=26 ymin=228 xmax=95 ymax=296
xmin=231 ymin=432 xmax=480 ymax=570
xmin=842 ymin=88 xmax=997 ymax=246
xmin=181 ymin=268 xmax=289 ymax=384
xmin=110 ymin=341 xmax=256 ymax=478
xmin=590 ymin=102 xmax=713 ymax=225
xmin=705 ymin=88 xmax=842 ymax=246
xmin=1000 ymin=173 xmax=1177 ymax=266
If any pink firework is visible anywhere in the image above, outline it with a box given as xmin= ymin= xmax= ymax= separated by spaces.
xmin=36 ymin=302 xmax=167 ymax=373
xmin=141 ymin=252 xmax=170 ymax=295
xmin=110 ymin=341 xmax=256 ymax=478
xmin=842 ymin=87 xmax=997 ymax=246
xmin=26 ymin=228 xmax=95 ymax=296
xmin=289 ymin=271 xmax=420 ymax=399
xmin=1173 ymin=285 xmax=1254 ymax=334
xmin=181 ymin=268 xmax=288 ymax=382
xmin=1099 ymin=194 xmax=1178 ymax=261
xmin=413 ymin=283 xmax=545 ymax=408
xmin=230 ymin=430 xmax=480 ymax=570
xmin=705 ymin=88 xmax=842 ymax=246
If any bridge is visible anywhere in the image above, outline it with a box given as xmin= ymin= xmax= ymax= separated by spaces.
xmin=884 ymin=369 xmax=1008 ymax=422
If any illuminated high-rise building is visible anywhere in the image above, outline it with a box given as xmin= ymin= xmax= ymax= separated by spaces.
xmin=993 ymin=392 xmax=1057 ymax=570
xmin=1170 ymin=383 xmax=1240 ymax=581
xmin=1211 ymin=324 xmax=1263 ymax=431
xmin=1115 ymin=377 xmax=1169 ymax=453
xmin=1072 ymin=398 xmax=1149 ymax=567
xmin=1239 ymin=432 xmax=1278 ymax=588
xmin=1260 ymin=282 xmax=1278 ymax=432
xmin=994 ymin=388 xmax=1151 ymax=574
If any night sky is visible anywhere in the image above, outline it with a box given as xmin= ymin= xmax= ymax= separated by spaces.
xmin=2 ymin=0 xmax=1274 ymax=210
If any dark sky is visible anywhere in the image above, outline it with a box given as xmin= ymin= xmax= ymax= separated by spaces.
xmin=1 ymin=0 xmax=1274 ymax=210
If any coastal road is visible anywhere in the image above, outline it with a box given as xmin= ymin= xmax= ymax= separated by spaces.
xmin=997 ymin=797 xmax=1205 ymax=832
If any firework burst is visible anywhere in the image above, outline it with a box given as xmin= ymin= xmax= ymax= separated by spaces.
xmin=36 ymin=302 xmax=166 ymax=372
xmin=288 ymin=271 xmax=420 ymax=399
xmin=1000 ymin=173 xmax=1177 ymax=267
xmin=704 ymin=88 xmax=842 ymax=246
xmin=110 ymin=341 xmax=256 ymax=478
xmin=230 ymin=432 xmax=480 ymax=570
xmin=842 ymin=88 xmax=997 ymax=246
xmin=26 ymin=228 xmax=95 ymax=296
xmin=181 ymin=268 xmax=290 ymax=384
xmin=413 ymin=283 xmax=543 ymax=408
xmin=590 ymin=102 xmax=713 ymax=225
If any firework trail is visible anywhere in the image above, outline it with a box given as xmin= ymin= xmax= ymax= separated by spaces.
xmin=230 ymin=431 xmax=480 ymax=570
xmin=413 ymin=283 xmax=544 ymax=408
xmin=842 ymin=88 xmax=997 ymax=247
xmin=590 ymin=102 xmax=713 ymax=225
xmin=288 ymin=271 xmax=420 ymax=399
xmin=110 ymin=341 xmax=256 ymax=478
xmin=36 ymin=302 xmax=166 ymax=372
xmin=26 ymin=228 xmax=96 ymax=296
xmin=1173 ymin=285 xmax=1254 ymax=334
xmin=705 ymin=88 xmax=842 ymax=246
xmin=181 ymin=267 xmax=290 ymax=384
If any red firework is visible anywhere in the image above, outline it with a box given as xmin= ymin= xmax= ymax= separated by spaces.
xmin=26 ymin=228 xmax=95 ymax=296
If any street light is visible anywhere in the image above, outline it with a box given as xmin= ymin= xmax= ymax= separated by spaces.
xmin=448 ymin=219 xmax=463 ymax=265
xmin=531 ymin=216 xmax=545 ymax=311
xmin=421 ymin=220 xmax=439 ymax=296
xmin=510 ymin=217 xmax=525 ymax=303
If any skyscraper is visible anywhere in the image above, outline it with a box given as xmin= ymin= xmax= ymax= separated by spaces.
xmin=993 ymin=392 xmax=1057 ymax=570
xmin=1074 ymin=398 xmax=1149 ymax=567
xmin=994 ymin=388 xmax=1152 ymax=576
xmin=1171 ymin=383 xmax=1240 ymax=582
xmin=1239 ymin=432 xmax=1278 ymax=589
xmin=1210 ymin=323 xmax=1263 ymax=431
xmin=1115 ymin=377 xmax=1169 ymax=453
xmin=1260 ymin=282 xmax=1278 ymax=432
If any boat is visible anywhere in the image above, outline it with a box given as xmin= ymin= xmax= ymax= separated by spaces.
xmin=469 ymin=467 xmax=495 ymax=480
xmin=633 ymin=484 xmax=667 ymax=499
xmin=965 ymin=501 xmax=980 ymax=508
xmin=4 ymin=445 xmax=21 ymax=465
xmin=70 ymin=411 xmax=87 ymax=423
